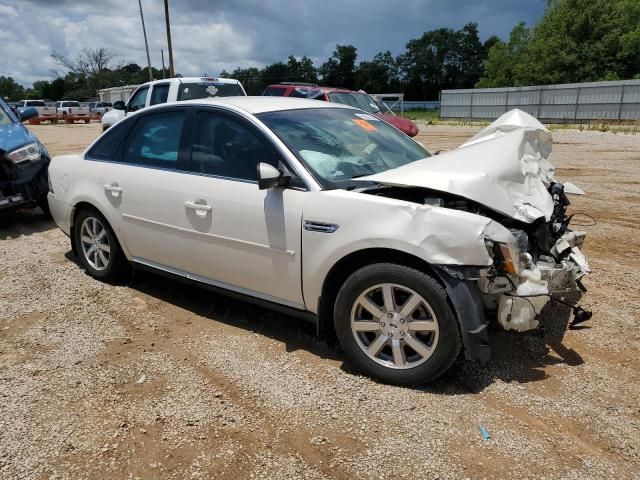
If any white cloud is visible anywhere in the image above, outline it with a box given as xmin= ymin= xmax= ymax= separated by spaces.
xmin=2 ymin=0 xmax=545 ymax=87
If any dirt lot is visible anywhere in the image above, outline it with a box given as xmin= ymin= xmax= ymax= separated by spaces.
xmin=1 ymin=122 xmax=639 ymax=479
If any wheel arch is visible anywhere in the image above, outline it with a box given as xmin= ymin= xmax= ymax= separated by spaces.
xmin=316 ymin=247 xmax=490 ymax=363
xmin=69 ymin=201 xmax=129 ymax=258
xmin=317 ymin=248 xmax=442 ymax=339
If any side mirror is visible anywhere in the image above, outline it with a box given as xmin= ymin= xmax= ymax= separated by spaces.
xmin=113 ymin=101 xmax=126 ymax=111
xmin=18 ymin=107 xmax=38 ymax=122
xmin=257 ymin=162 xmax=283 ymax=190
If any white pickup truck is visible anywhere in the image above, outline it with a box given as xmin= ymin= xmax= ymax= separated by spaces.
xmin=15 ymin=100 xmax=56 ymax=120
xmin=55 ymin=101 xmax=91 ymax=123
xmin=101 ymin=76 xmax=246 ymax=131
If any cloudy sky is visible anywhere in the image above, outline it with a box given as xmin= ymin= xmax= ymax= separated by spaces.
xmin=1 ymin=0 xmax=545 ymax=87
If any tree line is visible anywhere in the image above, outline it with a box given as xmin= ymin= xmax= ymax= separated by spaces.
xmin=1 ymin=0 xmax=638 ymax=103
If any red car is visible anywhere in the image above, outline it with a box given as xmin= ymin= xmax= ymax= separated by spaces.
xmin=263 ymin=83 xmax=419 ymax=137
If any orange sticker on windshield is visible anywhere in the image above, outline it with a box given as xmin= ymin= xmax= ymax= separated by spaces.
xmin=352 ymin=118 xmax=377 ymax=131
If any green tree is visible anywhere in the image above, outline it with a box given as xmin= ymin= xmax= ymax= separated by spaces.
xmin=0 ymin=76 xmax=25 ymax=101
xmin=286 ymin=55 xmax=319 ymax=84
xmin=230 ymin=67 xmax=262 ymax=95
xmin=397 ymin=22 xmax=487 ymax=99
xmin=478 ymin=0 xmax=640 ymax=86
xmin=476 ymin=22 xmax=532 ymax=87
xmin=319 ymin=45 xmax=358 ymax=89
xmin=355 ymin=51 xmax=401 ymax=93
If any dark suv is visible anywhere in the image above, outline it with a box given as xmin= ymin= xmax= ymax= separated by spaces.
xmin=0 ymin=99 xmax=50 ymax=214
xmin=263 ymin=84 xmax=419 ymax=137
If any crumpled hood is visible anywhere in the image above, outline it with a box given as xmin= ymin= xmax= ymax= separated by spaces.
xmin=359 ymin=109 xmax=558 ymax=223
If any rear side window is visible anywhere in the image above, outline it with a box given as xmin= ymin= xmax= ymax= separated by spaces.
xmin=122 ymin=111 xmax=185 ymax=169
xmin=150 ymin=83 xmax=170 ymax=105
xmin=262 ymin=87 xmax=286 ymax=96
xmin=85 ymin=123 xmax=128 ymax=160
xmin=177 ymin=82 xmax=244 ymax=100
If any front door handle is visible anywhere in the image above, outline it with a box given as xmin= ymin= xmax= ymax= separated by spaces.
xmin=184 ymin=200 xmax=212 ymax=218
xmin=104 ymin=183 xmax=122 ymax=197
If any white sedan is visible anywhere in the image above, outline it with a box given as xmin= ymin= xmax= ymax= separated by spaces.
xmin=47 ymin=98 xmax=590 ymax=385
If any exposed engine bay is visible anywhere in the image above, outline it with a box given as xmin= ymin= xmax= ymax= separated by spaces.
xmin=356 ymin=109 xmax=592 ymax=333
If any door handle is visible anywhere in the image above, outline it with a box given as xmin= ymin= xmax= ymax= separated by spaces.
xmin=104 ymin=183 xmax=122 ymax=197
xmin=184 ymin=200 xmax=212 ymax=218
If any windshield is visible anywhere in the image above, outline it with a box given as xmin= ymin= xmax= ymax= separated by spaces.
xmin=259 ymin=107 xmax=429 ymax=189
xmin=0 ymin=100 xmax=15 ymax=126
xmin=177 ymin=82 xmax=244 ymax=100
xmin=26 ymin=101 xmax=46 ymax=107
xmin=328 ymin=92 xmax=381 ymax=114
xmin=62 ymin=101 xmax=80 ymax=107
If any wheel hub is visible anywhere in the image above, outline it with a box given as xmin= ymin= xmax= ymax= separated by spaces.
xmin=379 ymin=312 xmax=406 ymax=338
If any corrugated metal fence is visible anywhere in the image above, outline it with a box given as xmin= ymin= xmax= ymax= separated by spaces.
xmin=440 ymin=80 xmax=640 ymax=121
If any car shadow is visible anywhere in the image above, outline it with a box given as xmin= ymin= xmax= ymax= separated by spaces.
xmin=126 ymin=268 xmax=345 ymax=363
xmin=424 ymin=292 xmax=585 ymax=394
xmin=65 ymin=252 xmax=587 ymax=393
xmin=0 ymin=208 xmax=56 ymax=239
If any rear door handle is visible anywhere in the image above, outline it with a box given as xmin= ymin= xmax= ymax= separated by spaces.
xmin=104 ymin=183 xmax=122 ymax=197
xmin=184 ymin=200 xmax=212 ymax=218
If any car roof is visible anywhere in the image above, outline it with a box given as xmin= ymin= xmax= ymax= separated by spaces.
xmin=140 ymin=77 xmax=242 ymax=87
xmin=265 ymin=84 xmax=354 ymax=94
xmin=166 ymin=96 xmax=356 ymax=114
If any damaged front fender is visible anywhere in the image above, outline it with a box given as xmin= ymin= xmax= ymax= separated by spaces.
xmin=302 ymin=189 xmax=516 ymax=313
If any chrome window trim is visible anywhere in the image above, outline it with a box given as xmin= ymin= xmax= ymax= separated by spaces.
xmin=84 ymin=103 xmax=320 ymax=192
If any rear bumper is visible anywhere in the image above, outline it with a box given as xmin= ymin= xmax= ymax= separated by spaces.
xmin=48 ymin=193 xmax=72 ymax=236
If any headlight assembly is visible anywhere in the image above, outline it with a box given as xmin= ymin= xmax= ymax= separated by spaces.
xmin=7 ymin=142 xmax=41 ymax=164
xmin=487 ymin=229 xmax=530 ymax=275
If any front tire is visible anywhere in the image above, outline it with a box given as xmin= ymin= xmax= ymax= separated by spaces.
xmin=334 ymin=264 xmax=461 ymax=385
xmin=73 ymin=208 xmax=130 ymax=282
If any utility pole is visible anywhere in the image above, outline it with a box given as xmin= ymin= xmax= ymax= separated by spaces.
xmin=161 ymin=49 xmax=166 ymax=79
xmin=163 ymin=0 xmax=175 ymax=77
xmin=138 ymin=0 xmax=153 ymax=82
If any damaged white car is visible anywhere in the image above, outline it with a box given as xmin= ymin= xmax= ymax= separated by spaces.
xmin=47 ymin=98 xmax=590 ymax=385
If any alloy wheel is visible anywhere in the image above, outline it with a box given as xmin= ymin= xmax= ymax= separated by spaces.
xmin=80 ymin=216 xmax=111 ymax=271
xmin=350 ymin=283 xmax=440 ymax=369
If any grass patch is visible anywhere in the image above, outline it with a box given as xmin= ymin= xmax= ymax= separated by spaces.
xmin=402 ymin=109 xmax=440 ymax=123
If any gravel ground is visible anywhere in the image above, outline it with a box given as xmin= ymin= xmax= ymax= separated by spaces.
xmin=1 ymin=122 xmax=638 ymax=479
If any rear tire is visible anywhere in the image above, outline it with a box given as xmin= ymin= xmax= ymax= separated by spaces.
xmin=73 ymin=208 xmax=130 ymax=282
xmin=334 ymin=263 xmax=461 ymax=385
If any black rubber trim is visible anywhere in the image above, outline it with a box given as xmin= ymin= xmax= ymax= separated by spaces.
xmin=433 ymin=266 xmax=491 ymax=363
xmin=133 ymin=261 xmax=318 ymax=326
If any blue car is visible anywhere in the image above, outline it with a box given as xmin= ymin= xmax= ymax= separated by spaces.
xmin=0 ymin=98 xmax=51 ymax=214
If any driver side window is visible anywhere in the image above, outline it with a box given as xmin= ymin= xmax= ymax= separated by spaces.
xmin=128 ymin=87 xmax=149 ymax=112
xmin=190 ymin=111 xmax=279 ymax=181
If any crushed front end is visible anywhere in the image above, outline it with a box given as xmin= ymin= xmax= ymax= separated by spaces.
xmin=0 ymin=145 xmax=50 ymax=212
xmin=480 ymin=181 xmax=590 ymax=332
